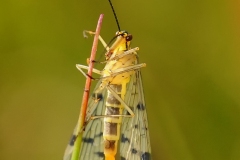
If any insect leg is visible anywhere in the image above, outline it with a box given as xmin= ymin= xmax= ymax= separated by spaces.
xmin=109 ymin=47 xmax=139 ymax=61
xmin=99 ymin=47 xmax=139 ymax=64
xmin=109 ymin=63 xmax=146 ymax=78
xmin=76 ymin=63 xmax=145 ymax=80
xmin=83 ymin=30 xmax=109 ymax=51
xmin=76 ymin=64 xmax=102 ymax=78
xmin=106 ymin=85 xmax=134 ymax=116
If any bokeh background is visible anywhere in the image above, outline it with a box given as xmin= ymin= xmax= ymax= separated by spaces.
xmin=1 ymin=0 xmax=240 ymax=160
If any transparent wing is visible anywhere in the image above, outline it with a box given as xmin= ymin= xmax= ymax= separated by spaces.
xmin=64 ymin=80 xmax=107 ymax=160
xmin=64 ymin=60 xmax=151 ymax=160
xmin=120 ymin=63 xmax=152 ymax=160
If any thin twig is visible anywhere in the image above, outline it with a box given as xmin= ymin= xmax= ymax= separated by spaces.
xmin=71 ymin=14 xmax=104 ymax=160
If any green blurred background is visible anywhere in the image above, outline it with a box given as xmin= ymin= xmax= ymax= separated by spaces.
xmin=1 ymin=0 xmax=240 ymax=160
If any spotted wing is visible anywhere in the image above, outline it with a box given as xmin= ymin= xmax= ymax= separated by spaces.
xmin=64 ymin=80 xmax=107 ymax=160
xmin=120 ymin=67 xmax=152 ymax=160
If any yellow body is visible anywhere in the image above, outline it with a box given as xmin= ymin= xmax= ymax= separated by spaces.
xmin=64 ymin=31 xmax=151 ymax=160
xmin=100 ymin=31 xmax=136 ymax=160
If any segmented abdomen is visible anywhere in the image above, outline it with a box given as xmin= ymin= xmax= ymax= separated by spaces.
xmin=103 ymin=84 xmax=123 ymax=160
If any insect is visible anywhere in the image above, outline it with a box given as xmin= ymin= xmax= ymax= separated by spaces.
xmin=64 ymin=0 xmax=151 ymax=160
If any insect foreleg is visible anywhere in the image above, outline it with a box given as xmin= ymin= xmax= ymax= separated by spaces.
xmin=83 ymin=30 xmax=109 ymax=51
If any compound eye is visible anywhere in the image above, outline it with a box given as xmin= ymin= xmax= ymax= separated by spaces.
xmin=126 ymin=34 xmax=132 ymax=41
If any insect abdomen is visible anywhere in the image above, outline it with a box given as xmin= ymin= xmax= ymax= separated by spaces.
xmin=103 ymin=84 xmax=123 ymax=159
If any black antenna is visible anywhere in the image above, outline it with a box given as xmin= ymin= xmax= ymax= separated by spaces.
xmin=108 ymin=0 xmax=121 ymax=31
